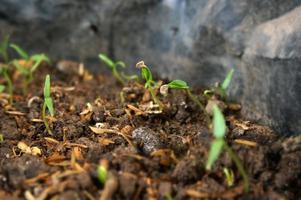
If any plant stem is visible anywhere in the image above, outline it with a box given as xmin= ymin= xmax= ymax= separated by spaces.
xmin=42 ymin=102 xmax=52 ymax=135
xmin=3 ymin=70 xmax=13 ymax=104
xmin=223 ymin=142 xmax=249 ymax=192
xmin=112 ymin=68 xmax=126 ymax=85
xmin=149 ymin=86 xmax=163 ymax=111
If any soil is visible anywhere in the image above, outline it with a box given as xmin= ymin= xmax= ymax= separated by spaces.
xmin=0 ymin=61 xmax=300 ymax=200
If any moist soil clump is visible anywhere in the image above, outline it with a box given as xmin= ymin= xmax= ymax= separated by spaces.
xmin=0 ymin=62 xmax=300 ymax=199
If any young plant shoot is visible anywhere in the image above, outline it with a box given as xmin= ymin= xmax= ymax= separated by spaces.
xmin=0 ymin=35 xmax=10 ymax=63
xmin=160 ymin=79 xmax=209 ymax=123
xmin=42 ymin=75 xmax=54 ymax=135
xmin=99 ymin=53 xmax=127 ymax=85
xmin=206 ymin=105 xmax=249 ymax=192
xmin=0 ymin=64 xmax=13 ymax=104
xmin=204 ymin=69 xmax=234 ymax=99
xmin=136 ymin=61 xmax=163 ymax=110
xmin=10 ymin=44 xmax=50 ymax=94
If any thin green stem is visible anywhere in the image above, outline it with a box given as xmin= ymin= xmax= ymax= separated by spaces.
xmin=149 ymin=86 xmax=163 ymax=111
xmin=223 ymin=142 xmax=249 ymax=192
xmin=3 ymin=71 xmax=13 ymax=104
xmin=42 ymin=102 xmax=52 ymax=135
xmin=112 ymin=68 xmax=126 ymax=85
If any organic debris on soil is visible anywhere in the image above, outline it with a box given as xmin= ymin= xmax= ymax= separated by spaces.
xmin=0 ymin=62 xmax=300 ymax=200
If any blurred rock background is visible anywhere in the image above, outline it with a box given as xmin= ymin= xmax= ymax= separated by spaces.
xmin=0 ymin=0 xmax=300 ymax=134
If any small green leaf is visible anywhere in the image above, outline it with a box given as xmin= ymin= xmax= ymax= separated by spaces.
xmin=0 ymin=35 xmax=10 ymax=62
xmin=97 ymin=165 xmax=107 ymax=185
xmin=30 ymin=54 xmax=50 ymax=72
xmin=115 ymin=61 xmax=126 ymax=68
xmin=206 ymin=139 xmax=224 ymax=170
xmin=0 ymin=85 xmax=5 ymax=93
xmin=45 ymin=97 xmax=54 ymax=116
xmin=44 ymin=75 xmax=51 ymax=98
xmin=10 ymin=44 xmax=29 ymax=60
xmin=141 ymin=67 xmax=152 ymax=88
xmin=99 ymin=54 xmax=115 ymax=69
xmin=167 ymin=80 xmax=189 ymax=89
xmin=212 ymin=105 xmax=226 ymax=138
xmin=221 ymin=69 xmax=234 ymax=91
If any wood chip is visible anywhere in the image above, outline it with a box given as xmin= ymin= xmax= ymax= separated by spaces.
xmin=186 ymin=189 xmax=209 ymax=198
xmin=5 ymin=111 xmax=26 ymax=115
xmin=234 ymin=139 xmax=257 ymax=147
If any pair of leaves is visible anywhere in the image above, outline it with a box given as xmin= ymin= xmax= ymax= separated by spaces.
xmin=206 ymin=105 xmax=226 ymax=170
xmin=44 ymin=75 xmax=54 ymax=116
xmin=99 ymin=53 xmax=125 ymax=70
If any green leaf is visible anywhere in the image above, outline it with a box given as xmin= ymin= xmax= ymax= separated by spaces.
xmin=115 ymin=61 xmax=126 ymax=68
xmin=97 ymin=165 xmax=107 ymax=185
xmin=30 ymin=54 xmax=50 ymax=72
xmin=45 ymin=97 xmax=54 ymax=116
xmin=206 ymin=139 xmax=224 ymax=170
xmin=141 ymin=67 xmax=153 ymax=88
xmin=0 ymin=85 xmax=5 ymax=93
xmin=99 ymin=54 xmax=115 ymax=69
xmin=221 ymin=69 xmax=234 ymax=91
xmin=10 ymin=44 xmax=29 ymax=60
xmin=212 ymin=105 xmax=226 ymax=138
xmin=167 ymin=80 xmax=189 ymax=89
xmin=0 ymin=35 xmax=10 ymax=62
xmin=44 ymin=74 xmax=51 ymax=98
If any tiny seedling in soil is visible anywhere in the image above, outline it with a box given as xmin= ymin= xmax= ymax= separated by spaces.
xmin=0 ymin=64 xmax=13 ymax=104
xmin=223 ymin=167 xmax=235 ymax=187
xmin=136 ymin=61 xmax=164 ymax=110
xmin=0 ymin=134 xmax=3 ymax=143
xmin=206 ymin=105 xmax=249 ymax=192
xmin=42 ymin=74 xmax=55 ymax=135
xmin=204 ymin=69 xmax=234 ymax=99
xmin=97 ymin=159 xmax=108 ymax=185
xmin=10 ymin=44 xmax=50 ymax=94
xmin=99 ymin=53 xmax=127 ymax=85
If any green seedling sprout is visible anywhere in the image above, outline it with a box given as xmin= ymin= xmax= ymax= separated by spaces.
xmin=99 ymin=53 xmax=127 ymax=85
xmin=0 ymin=134 xmax=3 ymax=143
xmin=10 ymin=44 xmax=50 ymax=94
xmin=0 ymin=65 xmax=13 ymax=104
xmin=223 ymin=167 xmax=235 ymax=187
xmin=136 ymin=61 xmax=163 ymax=110
xmin=0 ymin=35 xmax=10 ymax=63
xmin=42 ymin=75 xmax=54 ymax=135
xmin=204 ymin=69 xmax=234 ymax=99
xmin=206 ymin=105 xmax=249 ymax=192
xmin=97 ymin=159 xmax=108 ymax=185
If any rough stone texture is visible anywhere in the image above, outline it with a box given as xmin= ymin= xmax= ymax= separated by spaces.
xmin=0 ymin=0 xmax=300 ymax=134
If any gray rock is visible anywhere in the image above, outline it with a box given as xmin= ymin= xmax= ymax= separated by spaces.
xmin=132 ymin=127 xmax=164 ymax=155
xmin=0 ymin=0 xmax=301 ymax=134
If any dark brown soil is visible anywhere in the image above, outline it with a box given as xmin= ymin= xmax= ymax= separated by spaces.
xmin=0 ymin=62 xmax=300 ymax=200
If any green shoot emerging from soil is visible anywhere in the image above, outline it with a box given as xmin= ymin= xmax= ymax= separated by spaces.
xmin=97 ymin=159 xmax=108 ymax=185
xmin=0 ymin=35 xmax=10 ymax=63
xmin=99 ymin=53 xmax=127 ymax=85
xmin=204 ymin=69 xmax=234 ymax=99
xmin=0 ymin=64 xmax=13 ymax=104
xmin=206 ymin=105 xmax=249 ymax=192
xmin=42 ymin=74 xmax=54 ymax=135
xmin=161 ymin=80 xmax=208 ymax=122
xmin=223 ymin=167 xmax=235 ymax=187
xmin=10 ymin=44 xmax=50 ymax=94
xmin=0 ymin=134 xmax=3 ymax=143
xmin=136 ymin=61 xmax=163 ymax=109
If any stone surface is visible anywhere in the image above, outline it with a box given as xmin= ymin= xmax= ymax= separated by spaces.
xmin=0 ymin=0 xmax=301 ymax=134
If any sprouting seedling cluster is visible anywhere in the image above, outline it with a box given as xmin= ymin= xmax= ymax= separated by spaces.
xmin=42 ymin=74 xmax=55 ymax=135
xmin=10 ymin=44 xmax=50 ymax=94
xmin=136 ymin=61 xmax=163 ymax=109
xmin=206 ymin=105 xmax=249 ymax=192
xmin=204 ymin=69 xmax=234 ymax=99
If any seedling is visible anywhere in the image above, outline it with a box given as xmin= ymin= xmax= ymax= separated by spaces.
xmin=160 ymin=79 xmax=209 ymax=123
xmin=99 ymin=53 xmax=127 ymax=85
xmin=0 ymin=64 xmax=13 ymax=104
xmin=0 ymin=35 xmax=10 ymax=63
xmin=204 ymin=69 xmax=234 ymax=99
xmin=0 ymin=134 xmax=3 ymax=143
xmin=97 ymin=159 xmax=108 ymax=185
xmin=136 ymin=61 xmax=163 ymax=109
xmin=206 ymin=105 xmax=249 ymax=192
xmin=223 ymin=167 xmax=235 ymax=187
xmin=42 ymin=75 xmax=54 ymax=135
xmin=10 ymin=44 xmax=50 ymax=94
